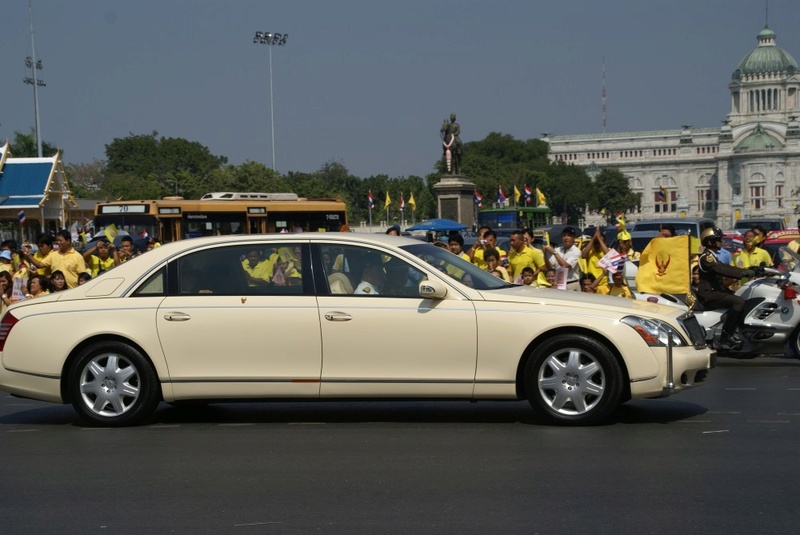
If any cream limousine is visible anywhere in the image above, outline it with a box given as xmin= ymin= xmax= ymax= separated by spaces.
xmin=0 ymin=234 xmax=712 ymax=426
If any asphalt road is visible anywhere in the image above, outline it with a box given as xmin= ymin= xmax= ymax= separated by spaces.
xmin=1 ymin=356 xmax=799 ymax=535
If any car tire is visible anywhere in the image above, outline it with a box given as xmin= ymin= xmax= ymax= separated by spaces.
xmin=68 ymin=342 xmax=161 ymax=427
xmin=788 ymin=326 xmax=800 ymax=360
xmin=525 ymin=334 xmax=623 ymax=425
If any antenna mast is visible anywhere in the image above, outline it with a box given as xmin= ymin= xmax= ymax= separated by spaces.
xmin=601 ymin=56 xmax=607 ymax=133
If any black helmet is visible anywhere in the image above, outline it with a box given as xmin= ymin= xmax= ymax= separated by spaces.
xmin=700 ymin=227 xmax=724 ymax=247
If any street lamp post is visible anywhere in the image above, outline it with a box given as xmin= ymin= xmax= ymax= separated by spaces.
xmin=253 ymin=31 xmax=288 ymax=171
xmin=24 ymin=0 xmax=45 ymax=158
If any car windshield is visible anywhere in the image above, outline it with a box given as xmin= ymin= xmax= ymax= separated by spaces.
xmin=400 ymin=243 xmax=512 ymax=290
xmin=632 ymin=222 xmax=701 ymax=237
xmin=773 ymin=245 xmax=800 ymax=273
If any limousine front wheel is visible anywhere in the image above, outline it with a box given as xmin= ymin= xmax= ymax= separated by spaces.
xmin=525 ymin=334 xmax=623 ymax=425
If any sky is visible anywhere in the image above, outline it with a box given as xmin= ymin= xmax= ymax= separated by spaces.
xmin=2 ymin=0 xmax=799 ymax=180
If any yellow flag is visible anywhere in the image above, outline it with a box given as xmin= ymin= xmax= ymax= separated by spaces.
xmin=635 ymin=235 xmax=690 ymax=294
xmin=408 ymin=193 xmax=417 ymax=211
xmin=104 ymin=224 xmax=118 ymax=243
xmin=513 ymin=185 xmax=521 ymax=203
xmin=384 ymin=192 xmax=391 ymax=210
xmin=536 ymin=188 xmax=547 ymax=206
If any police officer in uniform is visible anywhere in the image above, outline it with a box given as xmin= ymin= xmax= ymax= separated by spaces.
xmin=697 ymin=228 xmax=760 ymax=350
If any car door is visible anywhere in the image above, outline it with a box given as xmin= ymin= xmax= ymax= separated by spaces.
xmin=314 ymin=243 xmax=478 ymax=397
xmin=155 ymin=242 xmax=322 ymax=399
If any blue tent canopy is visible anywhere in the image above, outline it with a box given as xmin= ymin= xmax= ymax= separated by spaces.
xmin=405 ymin=218 xmax=468 ymax=232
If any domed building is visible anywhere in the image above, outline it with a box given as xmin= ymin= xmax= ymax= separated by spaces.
xmin=545 ymin=26 xmax=800 ymax=228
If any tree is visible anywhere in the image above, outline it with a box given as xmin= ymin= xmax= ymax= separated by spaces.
xmin=538 ymin=162 xmax=595 ymax=224
xmin=64 ymin=160 xmax=106 ymax=198
xmin=9 ymin=129 xmax=58 ymax=157
xmin=590 ymin=168 xmax=640 ymax=223
xmin=104 ymin=132 xmax=228 ymax=198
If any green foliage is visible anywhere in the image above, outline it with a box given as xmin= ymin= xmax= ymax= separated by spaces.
xmin=49 ymin=129 xmax=608 ymax=229
xmin=433 ymin=132 xmax=595 ymax=225
xmin=103 ymin=132 xmax=228 ymax=198
xmin=590 ymin=168 xmax=640 ymax=223
xmin=9 ymin=129 xmax=59 ymax=157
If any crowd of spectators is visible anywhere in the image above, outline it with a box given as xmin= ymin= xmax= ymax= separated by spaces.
xmin=444 ymin=224 xmax=634 ymax=296
xmin=0 ymin=230 xmax=159 ymax=316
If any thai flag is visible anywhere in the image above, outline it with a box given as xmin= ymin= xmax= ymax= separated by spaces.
xmin=656 ymin=186 xmax=667 ymax=202
xmin=399 ymin=193 xmax=405 ymax=210
xmin=17 ymin=210 xmax=25 ymax=225
xmin=524 ymin=185 xmax=532 ymax=204
xmin=497 ymin=186 xmax=507 ymax=204
xmin=474 ymin=190 xmax=483 ymax=208
xmin=368 ymin=190 xmax=375 ymax=210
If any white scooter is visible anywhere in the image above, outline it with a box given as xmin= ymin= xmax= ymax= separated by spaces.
xmin=634 ymin=246 xmax=800 ymax=359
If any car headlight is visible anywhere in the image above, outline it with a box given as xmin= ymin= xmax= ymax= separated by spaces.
xmin=621 ymin=316 xmax=687 ymax=347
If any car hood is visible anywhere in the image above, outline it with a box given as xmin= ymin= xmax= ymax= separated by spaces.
xmin=476 ymin=285 xmax=685 ymax=321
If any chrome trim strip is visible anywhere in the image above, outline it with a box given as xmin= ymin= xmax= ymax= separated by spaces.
xmin=3 ymin=367 xmax=60 ymax=380
xmin=165 ymin=378 xmax=514 ymax=385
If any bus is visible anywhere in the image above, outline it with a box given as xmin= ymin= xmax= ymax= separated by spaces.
xmin=93 ymin=192 xmax=348 ymax=243
xmin=477 ymin=206 xmax=552 ymax=233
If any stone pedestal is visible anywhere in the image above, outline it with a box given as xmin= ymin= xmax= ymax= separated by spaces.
xmin=433 ymin=174 xmax=476 ymax=228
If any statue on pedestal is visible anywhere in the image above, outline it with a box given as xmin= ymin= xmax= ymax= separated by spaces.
xmin=440 ymin=113 xmax=463 ymax=175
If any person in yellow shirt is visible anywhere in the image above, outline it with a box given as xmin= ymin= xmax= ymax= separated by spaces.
xmin=467 ymin=229 xmax=506 ymax=270
xmin=596 ymin=270 xmax=633 ymax=298
xmin=0 ymin=250 xmax=13 ymax=274
xmin=507 ymin=230 xmax=547 ymax=282
xmin=21 ymin=230 xmax=88 ymax=289
xmin=447 ymin=233 xmax=471 ymax=262
xmin=732 ymin=229 xmax=772 ymax=284
xmin=242 ymin=249 xmax=274 ymax=286
xmin=30 ymin=234 xmax=56 ymax=276
xmin=581 ymin=226 xmax=609 ymax=290
xmin=483 ymin=248 xmax=511 ymax=283
xmin=83 ymin=240 xmax=119 ymax=277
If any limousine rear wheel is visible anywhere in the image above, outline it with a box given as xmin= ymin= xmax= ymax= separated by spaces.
xmin=68 ymin=342 xmax=160 ymax=427
xmin=525 ymin=334 xmax=623 ymax=425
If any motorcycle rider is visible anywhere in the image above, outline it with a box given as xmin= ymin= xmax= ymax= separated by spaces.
xmin=697 ymin=228 xmax=760 ymax=350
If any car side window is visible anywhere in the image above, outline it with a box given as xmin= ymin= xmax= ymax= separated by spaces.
xmin=174 ymin=244 xmax=305 ymax=296
xmin=132 ymin=266 xmax=166 ymax=296
xmin=318 ymin=244 xmax=424 ymax=297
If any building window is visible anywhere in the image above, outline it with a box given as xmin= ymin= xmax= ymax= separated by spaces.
xmin=776 ymin=184 xmax=784 ymax=208
xmin=750 ymin=185 xmax=765 ymax=210
xmin=697 ymin=187 xmax=718 ymax=211
xmin=654 ymin=189 xmax=677 ymax=213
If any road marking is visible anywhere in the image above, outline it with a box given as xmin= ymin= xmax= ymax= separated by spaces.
xmin=288 ymin=422 xmax=326 ymax=425
xmin=777 ymin=412 xmax=800 ymax=416
xmin=749 ymin=420 xmax=790 ymax=424
xmin=149 ymin=424 xmax=181 ymax=428
xmin=702 ymin=430 xmax=729 ymax=434
xmin=707 ymin=411 xmax=741 ymax=414
xmin=7 ymin=429 xmax=39 ymax=433
xmin=685 ymin=420 xmax=712 ymax=423
xmin=725 ymin=388 xmax=757 ymax=391
xmin=233 ymin=522 xmax=283 ymax=527
xmin=219 ymin=423 xmax=255 ymax=427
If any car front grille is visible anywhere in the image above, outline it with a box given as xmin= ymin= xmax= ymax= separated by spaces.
xmin=678 ymin=313 xmax=707 ymax=348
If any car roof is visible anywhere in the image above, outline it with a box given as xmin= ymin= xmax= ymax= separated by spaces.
xmin=631 ymin=217 xmax=714 ymax=225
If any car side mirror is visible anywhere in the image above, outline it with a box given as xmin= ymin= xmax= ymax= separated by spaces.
xmin=419 ymin=278 xmax=447 ymax=299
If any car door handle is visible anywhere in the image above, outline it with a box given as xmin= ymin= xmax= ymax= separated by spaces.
xmin=324 ymin=312 xmax=352 ymax=322
xmin=164 ymin=312 xmax=191 ymax=322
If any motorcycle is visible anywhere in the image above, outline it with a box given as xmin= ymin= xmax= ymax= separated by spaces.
xmin=634 ymin=245 xmax=800 ymax=359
